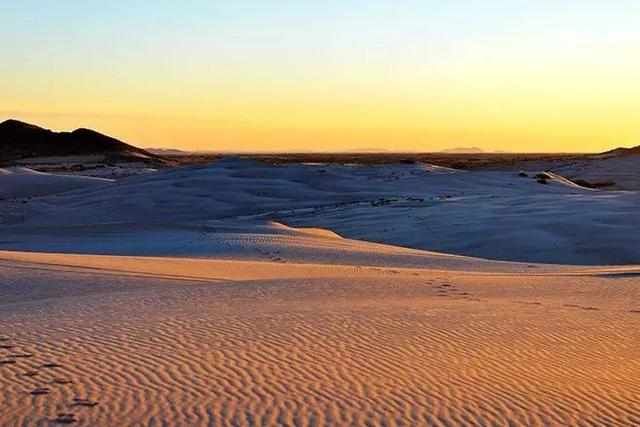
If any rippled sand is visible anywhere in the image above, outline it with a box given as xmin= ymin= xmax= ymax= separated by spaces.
xmin=2 ymin=251 xmax=640 ymax=426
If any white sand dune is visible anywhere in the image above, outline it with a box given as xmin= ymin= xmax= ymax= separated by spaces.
xmin=514 ymin=153 xmax=640 ymax=191
xmin=1 ymin=159 xmax=638 ymax=264
xmin=1 ymin=159 xmax=639 ymax=426
xmin=0 ymin=167 xmax=113 ymax=199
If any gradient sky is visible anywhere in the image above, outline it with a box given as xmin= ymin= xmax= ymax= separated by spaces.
xmin=2 ymin=1 xmax=639 ymax=152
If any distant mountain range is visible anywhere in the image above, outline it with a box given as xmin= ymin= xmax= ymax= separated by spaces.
xmin=146 ymin=148 xmax=193 ymax=156
xmin=0 ymin=119 xmax=162 ymax=164
xmin=3 ymin=119 xmax=638 ymax=164
xmin=439 ymin=147 xmax=486 ymax=154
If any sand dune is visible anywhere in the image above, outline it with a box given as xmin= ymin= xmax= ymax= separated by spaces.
xmin=1 ymin=158 xmax=638 ymax=264
xmin=1 ymin=158 xmax=639 ymax=425
xmin=0 ymin=167 xmax=112 ymax=199
xmin=512 ymin=153 xmax=640 ymax=191
xmin=2 ymin=250 xmax=640 ymax=426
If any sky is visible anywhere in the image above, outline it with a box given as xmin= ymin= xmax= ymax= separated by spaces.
xmin=2 ymin=1 xmax=639 ymax=152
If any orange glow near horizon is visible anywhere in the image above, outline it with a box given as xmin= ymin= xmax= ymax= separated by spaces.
xmin=2 ymin=2 xmax=639 ymax=153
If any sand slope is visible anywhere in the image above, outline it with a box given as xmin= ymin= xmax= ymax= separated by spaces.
xmin=1 ymin=159 xmax=638 ymax=264
xmin=0 ymin=167 xmax=113 ymax=199
xmin=1 ymin=159 xmax=639 ymax=425
xmin=520 ymin=153 xmax=640 ymax=191
xmin=2 ymin=250 xmax=640 ymax=426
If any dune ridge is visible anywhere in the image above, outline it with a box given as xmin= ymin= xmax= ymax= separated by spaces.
xmin=1 ymin=158 xmax=639 ymax=264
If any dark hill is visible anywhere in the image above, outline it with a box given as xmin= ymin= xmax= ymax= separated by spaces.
xmin=0 ymin=119 xmax=163 ymax=164
xmin=598 ymin=145 xmax=640 ymax=157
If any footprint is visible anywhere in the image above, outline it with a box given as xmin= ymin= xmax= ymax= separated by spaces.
xmin=563 ymin=304 xmax=599 ymax=311
xmin=72 ymin=398 xmax=98 ymax=407
xmin=30 ymin=387 xmax=50 ymax=396
xmin=10 ymin=353 xmax=34 ymax=358
xmin=53 ymin=413 xmax=77 ymax=424
xmin=41 ymin=363 xmax=63 ymax=369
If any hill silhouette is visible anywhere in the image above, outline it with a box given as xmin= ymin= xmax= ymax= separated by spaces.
xmin=0 ymin=119 xmax=162 ymax=164
xmin=599 ymin=145 xmax=640 ymax=157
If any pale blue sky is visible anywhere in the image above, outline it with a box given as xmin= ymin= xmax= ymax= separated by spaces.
xmin=4 ymin=0 xmax=638 ymax=75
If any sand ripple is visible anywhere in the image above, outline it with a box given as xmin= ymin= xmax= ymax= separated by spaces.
xmin=2 ymin=257 xmax=640 ymax=426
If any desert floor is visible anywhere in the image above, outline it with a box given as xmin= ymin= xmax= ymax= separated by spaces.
xmin=1 ymin=159 xmax=639 ymax=426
